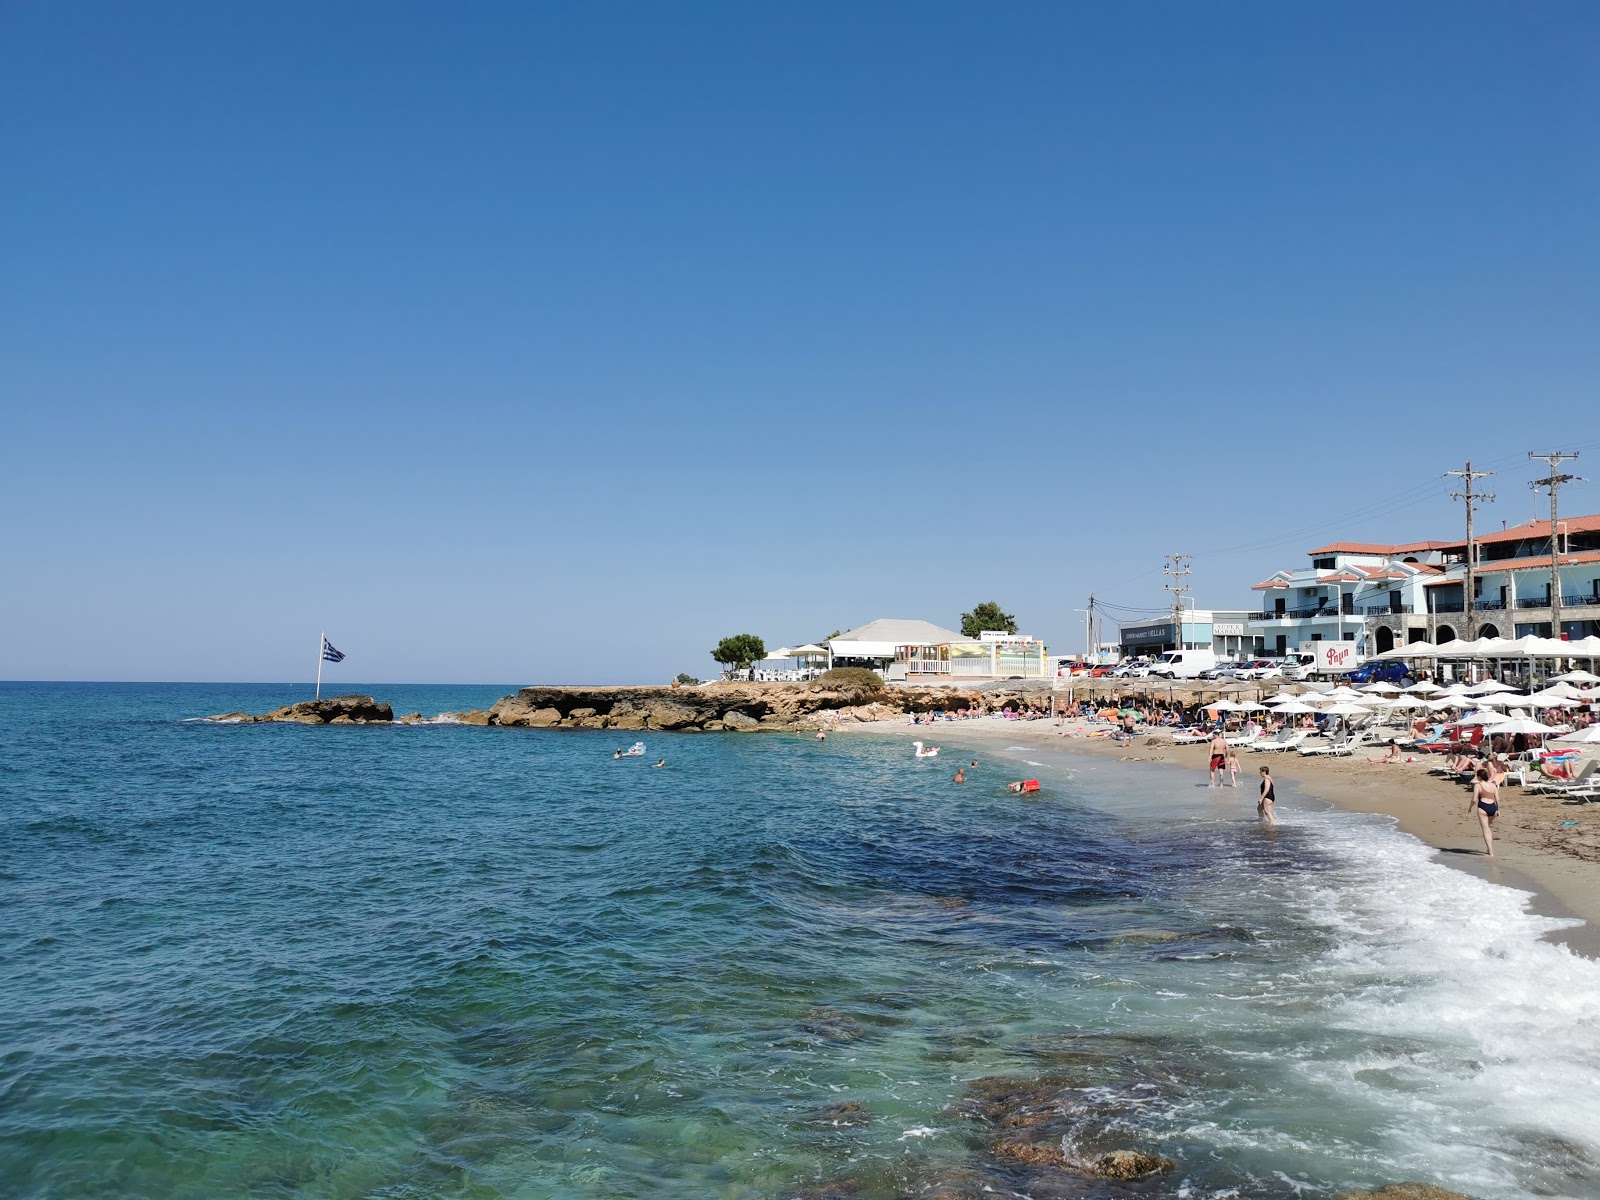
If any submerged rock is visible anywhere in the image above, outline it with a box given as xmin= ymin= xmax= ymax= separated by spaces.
xmin=798 ymin=1007 xmax=865 ymax=1043
xmin=804 ymin=1100 xmax=871 ymax=1128
xmin=1335 ymin=1187 xmax=1475 ymax=1200
xmin=993 ymin=1139 xmax=1069 ymax=1167
xmin=956 ymin=1074 xmax=1075 ymax=1125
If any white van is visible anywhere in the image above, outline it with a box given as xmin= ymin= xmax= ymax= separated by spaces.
xmin=1148 ymin=648 xmax=1218 ymax=679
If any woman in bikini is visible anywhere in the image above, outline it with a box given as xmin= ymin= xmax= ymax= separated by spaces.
xmin=1469 ymin=767 xmax=1499 ymax=857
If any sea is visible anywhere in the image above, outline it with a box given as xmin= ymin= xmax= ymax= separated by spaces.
xmin=3 ymin=682 xmax=1599 ymax=1200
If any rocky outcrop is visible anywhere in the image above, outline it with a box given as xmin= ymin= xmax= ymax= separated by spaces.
xmin=208 ymin=695 xmax=394 ymax=724
xmin=483 ymin=682 xmax=996 ymax=734
xmin=211 ymin=681 xmax=1044 ymax=734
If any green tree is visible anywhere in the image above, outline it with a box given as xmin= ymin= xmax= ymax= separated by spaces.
xmin=674 ymin=673 xmax=701 ymax=685
xmin=960 ymin=601 xmax=1018 ymax=640
xmin=711 ymin=634 xmax=767 ymax=676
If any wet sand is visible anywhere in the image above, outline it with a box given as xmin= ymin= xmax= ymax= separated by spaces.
xmin=836 ymin=715 xmax=1600 ymax=957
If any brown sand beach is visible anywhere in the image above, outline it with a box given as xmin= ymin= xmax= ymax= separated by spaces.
xmin=839 ymin=714 xmax=1600 ymax=957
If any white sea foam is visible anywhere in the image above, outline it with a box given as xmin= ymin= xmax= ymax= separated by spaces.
xmin=1268 ymin=809 xmax=1600 ymax=1197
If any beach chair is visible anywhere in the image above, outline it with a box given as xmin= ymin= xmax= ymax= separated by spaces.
xmin=1299 ymin=732 xmax=1351 ymax=757
xmin=1252 ymin=729 xmax=1310 ymax=753
xmin=1170 ymin=728 xmax=1212 ymax=745
xmin=1225 ymin=727 xmax=1262 ymax=748
xmin=1528 ymin=758 xmax=1599 ymax=796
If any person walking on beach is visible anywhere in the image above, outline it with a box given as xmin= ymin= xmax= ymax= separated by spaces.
xmin=1209 ymin=730 xmax=1229 ymax=787
xmin=1469 ymin=767 xmax=1499 ymax=857
xmin=1225 ymin=749 xmax=1241 ymax=788
xmin=1257 ymin=766 xmax=1278 ymax=825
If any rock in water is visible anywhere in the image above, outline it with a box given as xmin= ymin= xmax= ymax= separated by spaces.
xmin=1336 ymin=1187 xmax=1475 ymax=1200
xmin=211 ymin=695 xmax=395 ymax=724
xmin=1084 ymin=1149 xmax=1174 ymax=1180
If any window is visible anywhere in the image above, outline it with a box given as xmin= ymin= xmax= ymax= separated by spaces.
xmin=1313 ymin=557 xmax=1335 ymax=570
xmin=1343 ymin=632 xmax=1355 ymax=641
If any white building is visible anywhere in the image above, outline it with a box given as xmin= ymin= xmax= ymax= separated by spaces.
xmin=826 ymin=619 xmax=1050 ymax=682
xmin=1247 ymin=515 xmax=1600 ymax=657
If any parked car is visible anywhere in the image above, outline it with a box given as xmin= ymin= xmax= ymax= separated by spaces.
xmin=1196 ymin=661 xmax=1237 ymax=680
xmin=1348 ymin=659 xmax=1413 ymax=685
xmin=1111 ymin=659 xmax=1152 ymax=678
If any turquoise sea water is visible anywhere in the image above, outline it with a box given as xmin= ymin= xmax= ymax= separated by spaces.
xmin=3 ymin=683 xmax=1600 ymax=1200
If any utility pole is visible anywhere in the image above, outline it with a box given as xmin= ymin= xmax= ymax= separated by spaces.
xmin=1446 ymin=462 xmax=1494 ymax=640
xmin=1163 ymin=554 xmax=1192 ymax=654
xmin=1529 ymin=451 xmax=1580 ymax=640
xmin=1085 ymin=593 xmax=1095 ymax=660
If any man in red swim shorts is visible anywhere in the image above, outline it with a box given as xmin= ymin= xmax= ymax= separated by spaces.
xmin=1208 ymin=730 xmax=1229 ymax=788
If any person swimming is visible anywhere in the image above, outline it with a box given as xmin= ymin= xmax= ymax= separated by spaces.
xmin=953 ymin=768 xmax=965 ymax=784
xmin=653 ymin=759 xmax=665 ymax=768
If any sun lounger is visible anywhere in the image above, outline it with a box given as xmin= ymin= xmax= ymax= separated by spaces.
xmin=1528 ymin=759 xmax=1599 ymax=796
xmin=1300 ymin=730 xmax=1368 ymax=757
xmin=1250 ymin=730 xmax=1309 ymax=753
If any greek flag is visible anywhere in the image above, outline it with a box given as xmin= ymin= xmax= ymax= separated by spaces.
xmin=321 ymin=638 xmax=346 ymax=663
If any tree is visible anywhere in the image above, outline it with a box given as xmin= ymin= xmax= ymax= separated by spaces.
xmin=674 ymin=673 xmax=701 ymax=685
xmin=711 ymin=634 xmax=766 ymax=676
xmin=960 ymin=601 xmax=1018 ymax=640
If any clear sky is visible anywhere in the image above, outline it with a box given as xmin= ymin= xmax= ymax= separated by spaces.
xmin=2 ymin=1 xmax=1597 ymax=683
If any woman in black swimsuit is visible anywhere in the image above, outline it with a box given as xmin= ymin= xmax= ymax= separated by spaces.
xmin=1469 ymin=767 xmax=1499 ymax=857
xmin=1257 ymin=766 xmax=1278 ymax=825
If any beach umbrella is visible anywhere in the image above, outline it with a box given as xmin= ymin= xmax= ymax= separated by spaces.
xmin=1270 ymin=701 xmax=1318 ymax=714
xmin=1554 ymin=670 xmax=1600 ymax=684
xmin=1404 ymin=681 xmax=1443 ymax=694
xmin=1468 ymin=693 xmax=1522 ymax=707
xmin=1362 ymin=682 xmax=1403 ymax=694
xmin=1552 ymin=725 xmax=1600 ymax=744
xmin=1232 ymin=702 xmax=1267 ymax=712
xmin=1386 ymin=696 xmax=1428 ymax=711
xmin=1206 ymin=700 xmax=1241 ymax=712
xmin=1425 ymin=697 xmax=1464 ymax=711
xmin=1526 ymin=686 xmax=1580 ymax=704
xmin=1526 ymin=693 xmax=1582 ymax=708
xmin=1457 ymin=710 xmax=1510 ymax=725
xmin=1466 ymin=679 xmax=1517 ymax=694
xmin=1320 ymin=701 xmax=1372 ymax=715
xmin=1487 ymin=717 xmax=1564 ymax=736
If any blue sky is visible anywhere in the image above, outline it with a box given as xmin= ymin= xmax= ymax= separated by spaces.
xmin=2 ymin=1 xmax=1597 ymax=683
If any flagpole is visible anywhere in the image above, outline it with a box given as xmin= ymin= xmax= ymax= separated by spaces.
xmin=316 ymin=630 xmax=324 ymax=701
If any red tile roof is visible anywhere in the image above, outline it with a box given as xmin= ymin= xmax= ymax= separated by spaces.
xmin=1306 ymin=539 xmax=1458 ymax=555
xmin=1476 ymin=514 xmax=1600 ymax=545
xmin=1251 ymin=579 xmax=1290 ymax=590
xmin=1421 ymin=548 xmax=1600 ymax=584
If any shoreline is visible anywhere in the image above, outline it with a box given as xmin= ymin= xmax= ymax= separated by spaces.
xmin=832 ymin=714 xmax=1600 ymax=958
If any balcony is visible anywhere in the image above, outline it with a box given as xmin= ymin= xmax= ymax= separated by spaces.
xmin=1431 ymin=603 xmax=1465 ymax=614
xmin=1362 ymin=604 xmax=1413 ymax=615
xmin=1254 ymin=607 xmax=1358 ymax=621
